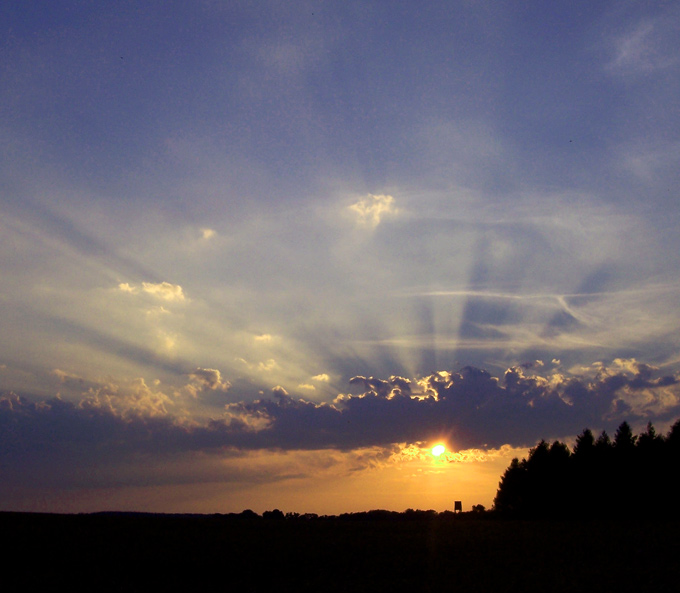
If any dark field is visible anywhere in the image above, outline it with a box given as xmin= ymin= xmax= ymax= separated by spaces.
xmin=3 ymin=511 xmax=678 ymax=592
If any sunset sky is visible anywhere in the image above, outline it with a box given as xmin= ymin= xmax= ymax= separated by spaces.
xmin=2 ymin=1 xmax=680 ymax=514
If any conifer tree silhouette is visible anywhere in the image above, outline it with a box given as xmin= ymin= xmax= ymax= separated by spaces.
xmin=493 ymin=419 xmax=680 ymax=518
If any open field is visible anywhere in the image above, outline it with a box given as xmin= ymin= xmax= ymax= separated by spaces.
xmin=3 ymin=511 xmax=678 ymax=592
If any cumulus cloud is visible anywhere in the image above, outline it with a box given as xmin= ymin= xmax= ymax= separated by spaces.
xmin=99 ymin=377 xmax=173 ymax=417
xmin=312 ymin=374 xmax=330 ymax=382
xmin=1 ymin=359 xmax=678 ymax=511
xmin=52 ymin=375 xmax=174 ymax=418
xmin=185 ymin=368 xmax=231 ymax=398
xmin=246 ymin=361 xmax=676 ymax=452
xmin=348 ymin=194 xmax=397 ymax=228
xmin=5 ymin=359 xmax=677 ymax=470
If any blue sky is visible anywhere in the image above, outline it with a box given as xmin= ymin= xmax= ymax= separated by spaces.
xmin=2 ymin=1 xmax=680 ymax=513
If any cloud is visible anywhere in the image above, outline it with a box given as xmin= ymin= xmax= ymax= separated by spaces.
xmin=258 ymin=359 xmax=279 ymax=373
xmin=606 ymin=16 xmax=680 ymax=76
xmin=236 ymin=356 xmax=280 ymax=376
xmin=228 ymin=361 xmax=680 ymax=452
xmin=185 ymin=368 xmax=231 ymax=398
xmin=6 ymin=358 xmax=677 ymax=458
xmin=348 ymin=194 xmax=397 ymax=228
xmin=312 ymin=374 xmax=330 ymax=382
xmin=142 ymin=282 xmax=186 ymax=302
xmin=118 ymin=281 xmax=186 ymax=302
xmin=200 ymin=228 xmax=216 ymax=240
xmin=2 ymin=359 xmax=678 ymax=504
xmin=53 ymin=368 xmax=85 ymax=384
xmin=617 ymin=140 xmax=680 ymax=184
xmin=94 ymin=377 xmax=173 ymax=417
xmin=118 ymin=282 xmax=138 ymax=294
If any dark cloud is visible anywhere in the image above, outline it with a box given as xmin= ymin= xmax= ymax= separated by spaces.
xmin=3 ymin=360 xmax=678 ymax=484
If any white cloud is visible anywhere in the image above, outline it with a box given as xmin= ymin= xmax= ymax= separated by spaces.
xmin=348 ymin=194 xmax=397 ymax=228
xmin=312 ymin=373 xmax=330 ymax=382
xmin=142 ymin=282 xmax=185 ymax=301
xmin=201 ymin=228 xmax=216 ymax=240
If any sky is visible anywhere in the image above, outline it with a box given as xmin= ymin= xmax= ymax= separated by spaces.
xmin=1 ymin=0 xmax=680 ymax=515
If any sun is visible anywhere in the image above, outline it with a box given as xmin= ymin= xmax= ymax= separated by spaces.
xmin=431 ymin=444 xmax=446 ymax=457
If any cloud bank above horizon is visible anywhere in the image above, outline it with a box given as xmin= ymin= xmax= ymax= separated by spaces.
xmin=3 ymin=358 xmax=679 ymax=502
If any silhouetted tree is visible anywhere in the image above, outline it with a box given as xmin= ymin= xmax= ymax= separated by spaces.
xmin=493 ymin=457 xmax=527 ymax=515
xmin=570 ymin=428 xmax=597 ymax=515
xmin=610 ymin=421 xmax=637 ymax=513
xmin=614 ymin=421 xmax=636 ymax=452
xmin=493 ymin=418 xmax=680 ymax=518
xmin=667 ymin=419 xmax=680 ymax=451
xmin=263 ymin=509 xmax=285 ymax=520
xmin=573 ymin=428 xmax=595 ymax=457
xmin=594 ymin=430 xmax=612 ymax=452
xmin=636 ymin=422 xmax=661 ymax=450
xmin=239 ymin=509 xmax=260 ymax=519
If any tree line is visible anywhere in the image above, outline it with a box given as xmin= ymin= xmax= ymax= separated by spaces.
xmin=493 ymin=419 xmax=680 ymax=517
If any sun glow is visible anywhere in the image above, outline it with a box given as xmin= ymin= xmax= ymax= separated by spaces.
xmin=431 ymin=444 xmax=446 ymax=457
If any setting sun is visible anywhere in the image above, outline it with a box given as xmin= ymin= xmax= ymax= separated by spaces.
xmin=432 ymin=444 xmax=446 ymax=457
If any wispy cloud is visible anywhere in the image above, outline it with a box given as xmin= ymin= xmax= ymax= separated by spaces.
xmin=606 ymin=17 xmax=680 ymax=76
xmin=118 ymin=281 xmax=186 ymax=302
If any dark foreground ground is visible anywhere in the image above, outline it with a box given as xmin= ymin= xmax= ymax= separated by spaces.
xmin=2 ymin=511 xmax=678 ymax=592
